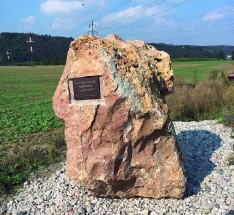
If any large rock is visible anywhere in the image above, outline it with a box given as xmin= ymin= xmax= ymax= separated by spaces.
xmin=52 ymin=34 xmax=186 ymax=199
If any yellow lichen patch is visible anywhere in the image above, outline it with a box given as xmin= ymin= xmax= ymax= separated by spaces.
xmin=129 ymin=67 xmax=136 ymax=75
xmin=141 ymin=93 xmax=153 ymax=111
xmin=124 ymin=48 xmax=138 ymax=60
xmin=136 ymin=87 xmax=145 ymax=96
xmin=72 ymin=34 xmax=172 ymax=111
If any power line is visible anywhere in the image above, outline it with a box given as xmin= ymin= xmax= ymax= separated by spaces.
xmin=63 ymin=0 xmax=132 ymax=35
xmin=146 ymin=30 xmax=234 ymax=43
xmin=98 ymin=0 xmax=166 ymax=32
xmin=112 ymin=8 xmax=234 ymax=29
xmin=24 ymin=0 xmax=233 ymax=47
xmin=167 ymin=8 xmax=234 ymax=23
xmin=65 ymin=0 xmax=167 ymax=35
xmin=99 ymin=0 xmax=191 ymax=36
xmin=54 ymin=1 xmax=233 ymax=37
xmin=54 ymin=0 xmax=111 ymax=34
xmin=98 ymin=7 xmax=234 ymax=44
xmin=173 ymin=30 xmax=234 ymax=40
xmin=119 ymin=20 xmax=234 ymax=37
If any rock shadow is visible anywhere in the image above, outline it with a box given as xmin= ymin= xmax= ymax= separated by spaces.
xmin=177 ymin=129 xmax=222 ymax=197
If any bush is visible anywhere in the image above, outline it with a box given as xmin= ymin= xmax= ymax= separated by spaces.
xmin=166 ymin=70 xmax=234 ymax=121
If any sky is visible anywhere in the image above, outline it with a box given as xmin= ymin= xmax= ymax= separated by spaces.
xmin=0 ymin=0 xmax=234 ymax=45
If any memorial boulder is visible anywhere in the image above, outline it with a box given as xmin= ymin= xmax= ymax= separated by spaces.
xmin=52 ymin=34 xmax=186 ymax=199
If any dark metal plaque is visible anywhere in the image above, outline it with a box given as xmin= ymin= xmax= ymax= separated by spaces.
xmin=73 ymin=76 xmax=100 ymax=100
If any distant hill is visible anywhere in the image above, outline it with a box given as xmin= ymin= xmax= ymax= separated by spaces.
xmin=0 ymin=32 xmax=233 ymax=65
xmin=149 ymin=43 xmax=234 ymax=60
xmin=0 ymin=32 xmax=73 ymax=65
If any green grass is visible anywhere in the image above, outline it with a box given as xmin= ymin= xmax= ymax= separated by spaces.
xmin=0 ymin=61 xmax=233 ymax=194
xmin=0 ymin=66 xmax=64 ymax=142
xmin=172 ymin=60 xmax=231 ymax=82
xmin=0 ymin=66 xmax=66 ymax=193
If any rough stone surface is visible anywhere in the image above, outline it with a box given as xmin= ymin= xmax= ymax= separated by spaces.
xmin=52 ymin=34 xmax=186 ymax=199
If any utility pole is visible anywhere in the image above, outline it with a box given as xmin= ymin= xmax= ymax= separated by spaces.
xmin=26 ymin=33 xmax=35 ymax=66
xmin=6 ymin=49 xmax=10 ymax=66
xmin=88 ymin=20 xmax=98 ymax=36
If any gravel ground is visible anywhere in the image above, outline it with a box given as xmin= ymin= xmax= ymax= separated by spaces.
xmin=1 ymin=120 xmax=233 ymax=215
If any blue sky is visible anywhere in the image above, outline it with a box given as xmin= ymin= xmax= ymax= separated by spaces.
xmin=0 ymin=0 xmax=234 ymax=45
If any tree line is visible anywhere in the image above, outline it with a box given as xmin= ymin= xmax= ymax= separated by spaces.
xmin=0 ymin=32 xmax=233 ymax=66
xmin=0 ymin=32 xmax=73 ymax=66
xmin=148 ymin=43 xmax=233 ymax=61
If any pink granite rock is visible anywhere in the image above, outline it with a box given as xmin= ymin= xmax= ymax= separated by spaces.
xmin=52 ymin=34 xmax=186 ymax=199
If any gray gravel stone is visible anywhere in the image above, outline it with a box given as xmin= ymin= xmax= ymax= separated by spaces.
xmin=202 ymin=203 xmax=213 ymax=211
xmin=149 ymin=211 xmax=159 ymax=215
xmin=1 ymin=121 xmax=233 ymax=215
xmin=226 ymin=210 xmax=234 ymax=215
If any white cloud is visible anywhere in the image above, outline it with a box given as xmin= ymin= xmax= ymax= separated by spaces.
xmin=143 ymin=18 xmax=179 ymax=33
xmin=21 ymin=16 xmax=36 ymax=24
xmin=145 ymin=5 xmax=161 ymax=16
xmin=102 ymin=4 xmax=162 ymax=26
xmin=203 ymin=6 xmax=234 ymax=21
xmin=132 ymin=18 xmax=179 ymax=41
xmin=101 ymin=6 xmax=141 ymax=26
xmin=40 ymin=0 xmax=85 ymax=14
xmin=203 ymin=12 xmax=224 ymax=21
xmin=154 ymin=18 xmax=179 ymax=28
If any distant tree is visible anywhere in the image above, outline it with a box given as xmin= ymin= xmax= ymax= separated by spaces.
xmin=218 ymin=50 xmax=224 ymax=59
xmin=232 ymin=50 xmax=234 ymax=60
xmin=43 ymin=58 xmax=50 ymax=65
xmin=0 ymin=32 xmax=72 ymax=65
